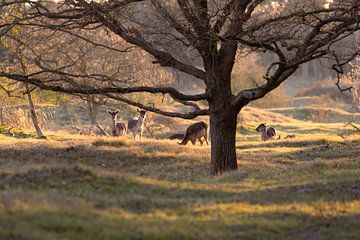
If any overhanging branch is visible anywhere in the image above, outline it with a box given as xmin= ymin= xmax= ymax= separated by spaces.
xmin=105 ymin=93 xmax=209 ymax=119
xmin=0 ymin=72 xmax=208 ymax=102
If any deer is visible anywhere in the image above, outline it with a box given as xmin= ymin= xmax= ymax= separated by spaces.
xmin=178 ymin=121 xmax=208 ymax=146
xmin=127 ymin=109 xmax=147 ymax=139
xmin=255 ymin=123 xmax=279 ymax=141
xmin=168 ymin=133 xmax=185 ymax=140
xmin=107 ymin=110 xmax=126 ymax=137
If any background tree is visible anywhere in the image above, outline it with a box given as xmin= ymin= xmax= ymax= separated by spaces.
xmin=1 ymin=0 xmax=360 ymax=175
xmin=0 ymin=3 xmax=46 ymax=138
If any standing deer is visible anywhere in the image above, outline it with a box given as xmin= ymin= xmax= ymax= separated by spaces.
xmin=255 ymin=123 xmax=279 ymax=141
xmin=127 ymin=109 xmax=147 ymax=139
xmin=168 ymin=133 xmax=185 ymax=140
xmin=178 ymin=121 xmax=208 ymax=146
xmin=107 ymin=110 xmax=126 ymax=136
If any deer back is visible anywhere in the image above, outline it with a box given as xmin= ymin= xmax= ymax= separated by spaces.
xmin=116 ymin=123 xmax=126 ymax=132
xmin=127 ymin=118 xmax=138 ymax=131
xmin=266 ymin=127 xmax=276 ymax=137
xmin=111 ymin=123 xmax=126 ymax=136
xmin=180 ymin=121 xmax=207 ymax=143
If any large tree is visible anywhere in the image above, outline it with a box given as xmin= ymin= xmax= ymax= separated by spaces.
xmin=1 ymin=0 xmax=360 ymax=175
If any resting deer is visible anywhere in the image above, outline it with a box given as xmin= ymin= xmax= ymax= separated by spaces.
xmin=178 ymin=121 xmax=208 ymax=146
xmin=127 ymin=109 xmax=147 ymax=139
xmin=107 ymin=110 xmax=126 ymax=136
xmin=255 ymin=123 xmax=279 ymax=141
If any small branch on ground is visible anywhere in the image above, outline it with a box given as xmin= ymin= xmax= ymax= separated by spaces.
xmin=96 ymin=123 xmax=110 ymax=137
xmin=345 ymin=122 xmax=360 ymax=133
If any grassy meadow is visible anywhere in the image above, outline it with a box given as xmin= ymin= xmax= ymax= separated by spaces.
xmin=0 ymin=107 xmax=359 ymax=240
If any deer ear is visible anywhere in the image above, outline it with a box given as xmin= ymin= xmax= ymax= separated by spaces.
xmin=107 ymin=110 xmax=112 ymax=114
xmin=115 ymin=111 xmax=119 ymax=114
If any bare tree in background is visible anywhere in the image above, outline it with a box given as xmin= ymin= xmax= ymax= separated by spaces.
xmin=0 ymin=4 xmax=46 ymax=138
xmin=1 ymin=0 xmax=360 ymax=175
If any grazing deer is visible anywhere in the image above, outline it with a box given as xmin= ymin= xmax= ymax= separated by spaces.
xmin=127 ymin=109 xmax=147 ymax=139
xmin=107 ymin=110 xmax=126 ymax=136
xmin=255 ymin=123 xmax=279 ymax=141
xmin=178 ymin=121 xmax=208 ymax=146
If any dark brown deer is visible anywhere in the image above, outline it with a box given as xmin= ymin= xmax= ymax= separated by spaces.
xmin=255 ymin=123 xmax=279 ymax=141
xmin=127 ymin=109 xmax=147 ymax=139
xmin=107 ymin=110 xmax=126 ymax=137
xmin=178 ymin=121 xmax=208 ymax=146
xmin=168 ymin=133 xmax=185 ymax=140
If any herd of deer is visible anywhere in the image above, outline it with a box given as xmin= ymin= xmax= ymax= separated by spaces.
xmin=107 ymin=109 xmax=147 ymax=139
xmin=107 ymin=109 xmax=209 ymax=145
xmin=107 ymin=109 xmax=294 ymax=145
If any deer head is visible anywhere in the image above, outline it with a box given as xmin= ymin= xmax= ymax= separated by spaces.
xmin=107 ymin=110 xmax=119 ymax=120
xmin=255 ymin=123 xmax=266 ymax=133
xmin=137 ymin=109 xmax=147 ymax=119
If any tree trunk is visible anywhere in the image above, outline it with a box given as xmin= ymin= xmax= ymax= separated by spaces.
xmin=87 ymin=99 xmax=99 ymax=126
xmin=25 ymin=84 xmax=46 ymax=139
xmin=205 ymin=44 xmax=239 ymax=176
xmin=209 ymin=106 xmax=238 ymax=176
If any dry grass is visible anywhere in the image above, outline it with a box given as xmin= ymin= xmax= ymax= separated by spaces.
xmin=0 ymin=119 xmax=359 ymax=239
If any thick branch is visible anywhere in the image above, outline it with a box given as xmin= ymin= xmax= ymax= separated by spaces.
xmin=0 ymin=72 xmax=208 ymax=101
xmin=177 ymin=0 xmax=207 ymax=36
xmin=231 ymin=67 xmax=297 ymax=109
xmin=105 ymin=93 xmax=209 ymax=119
xmin=94 ymin=11 xmax=207 ymax=81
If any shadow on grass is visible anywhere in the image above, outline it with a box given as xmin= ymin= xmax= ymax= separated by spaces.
xmin=0 ymin=196 xmax=359 ymax=240
xmin=0 ymin=140 xmax=210 ymax=182
xmin=0 ymin=165 xmax=359 ymax=214
xmin=0 ymin=138 xmax=359 ymax=239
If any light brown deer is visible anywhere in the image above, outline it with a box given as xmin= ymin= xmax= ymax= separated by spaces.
xmin=107 ymin=110 xmax=126 ymax=137
xmin=127 ymin=109 xmax=147 ymax=139
xmin=178 ymin=121 xmax=208 ymax=146
xmin=255 ymin=123 xmax=279 ymax=141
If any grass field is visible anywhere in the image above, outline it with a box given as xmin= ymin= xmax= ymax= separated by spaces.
xmin=0 ymin=121 xmax=359 ymax=240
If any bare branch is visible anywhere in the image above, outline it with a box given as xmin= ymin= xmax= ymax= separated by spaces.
xmin=105 ymin=93 xmax=209 ymax=119
xmin=0 ymin=72 xmax=208 ymax=101
xmin=345 ymin=122 xmax=360 ymax=133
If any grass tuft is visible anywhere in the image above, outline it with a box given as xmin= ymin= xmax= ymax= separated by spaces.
xmin=92 ymin=138 xmax=128 ymax=148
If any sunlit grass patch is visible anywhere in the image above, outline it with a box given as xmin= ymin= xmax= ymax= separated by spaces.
xmin=0 ymin=124 xmax=36 ymax=138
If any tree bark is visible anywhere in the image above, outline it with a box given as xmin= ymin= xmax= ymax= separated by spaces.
xmin=87 ymin=98 xmax=99 ymax=126
xmin=205 ymin=43 xmax=239 ymax=176
xmin=25 ymin=84 xmax=46 ymax=139
xmin=210 ymin=108 xmax=238 ymax=175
